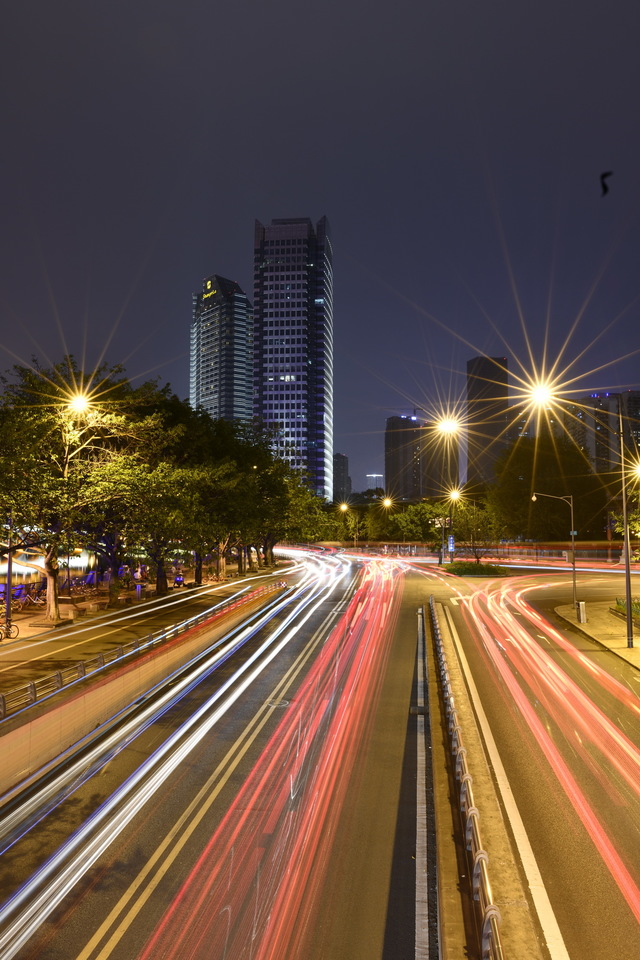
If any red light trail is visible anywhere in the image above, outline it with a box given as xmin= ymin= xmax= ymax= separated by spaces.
xmin=445 ymin=574 xmax=640 ymax=925
xmin=136 ymin=561 xmax=403 ymax=960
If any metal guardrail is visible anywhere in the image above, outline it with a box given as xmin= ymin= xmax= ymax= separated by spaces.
xmin=428 ymin=596 xmax=505 ymax=960
xmin=0 ymin=582 xmax=287 ymax=722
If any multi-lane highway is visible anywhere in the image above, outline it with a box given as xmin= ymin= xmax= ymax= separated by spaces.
xmin=0 ymin=552 xmax=419 ymax=960
xmin=0 ymin=552 xmax=638 ymax=960
xmin=419 ymin=563 xmax=640 ymax=960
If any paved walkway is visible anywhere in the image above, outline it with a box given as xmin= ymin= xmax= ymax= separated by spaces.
xmin=555 ymin=600 xmax=640 ymax=670
xmin=1 ymin=588 xmax=157 ymax=643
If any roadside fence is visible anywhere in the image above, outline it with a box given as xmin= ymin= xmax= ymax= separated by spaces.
xmin=0 ymin=581 xmax=287 ymax=722
xmin=428 ymin=596 xmax=505 ymax=960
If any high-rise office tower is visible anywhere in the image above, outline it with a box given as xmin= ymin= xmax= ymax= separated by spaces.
xmin=253 ymin=217 xmax=334 ymax=499
xmin=190 ymin=275 xmax=253 ymax=421
xmin=385 ymin=415 xmax=428 ymax=500
xmin=466 ymin=356 xmax=509 ymax=487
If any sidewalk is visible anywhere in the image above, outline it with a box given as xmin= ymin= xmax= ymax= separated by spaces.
xmin=1 ymin=589 xmax=154 ymax=643
xmin=555 ymin=601 xmax=640 ymax=671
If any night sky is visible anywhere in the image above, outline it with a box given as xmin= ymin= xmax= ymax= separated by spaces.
xmin=2 ymin=1 xmax=640 ymax=490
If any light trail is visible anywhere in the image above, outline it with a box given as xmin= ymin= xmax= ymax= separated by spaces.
xmin=0 ymin=555 xmax=353 ymax=959
xmin=454 ymin=578 xmax=640 ymax=924
xmin=0 ymin=580 xmax=302 ymax=851
xmin=134 ymin=561 xmax=403 ymax=960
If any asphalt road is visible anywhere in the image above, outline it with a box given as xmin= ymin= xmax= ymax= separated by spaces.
xmin=0 ymin=555 xmax=429 ymax=960
xmin=1 ymin=557 xmax=638 ymax=960
xmin=423 ymin=566 xmax=640 ymax=960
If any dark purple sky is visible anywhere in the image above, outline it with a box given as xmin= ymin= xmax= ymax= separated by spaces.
xmin=2 ymin=1 xmax=640 ymax=490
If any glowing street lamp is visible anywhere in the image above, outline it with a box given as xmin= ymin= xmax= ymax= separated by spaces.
xmin=438 ymin=487 xmax=461 ymax=564
xmin=339 ymin=503 xmax=358 ymax=549
xmin=531 ymin=492 xmax=577 ymax=609
xmin=67 ymin=393 xmax=91 ymax=415
xmin=527 ymin=380 xmax=556 ymax=409
xmin=618 ymin=397 xmax=636 ymax=648
xmin=435 ymin=417 xmax=461 ymax=436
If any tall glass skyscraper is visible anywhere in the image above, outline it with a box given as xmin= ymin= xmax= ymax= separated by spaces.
xmin=253 ymin=217 xmax=334 ymax=500
xmin=190 ymin=275 xmax=253 ymax=421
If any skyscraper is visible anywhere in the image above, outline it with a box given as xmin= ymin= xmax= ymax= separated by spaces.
xmin=190 ymin=275 xmax=253 ymax=421
xmin=333 ymin=453 xmax=351 ymax=502
xmin=385 ymin=415 xmax=427 ymax=500
xmin=253 ymin=217 xmax=334 ymax=499
xmin=466 ymin=355 xmax=509 ymax=487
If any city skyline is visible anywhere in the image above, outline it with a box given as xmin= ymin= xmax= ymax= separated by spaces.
xmin=3 ymin=2 xmax=640 ymax=493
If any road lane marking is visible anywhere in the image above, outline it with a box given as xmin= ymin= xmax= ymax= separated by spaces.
xmin=76 ymin=594 xmax=349 ymax=960
xmin=442 ymin=606 xmax=571 ymax=960
xmin=415 ymin=609 xmax=428 ymax=959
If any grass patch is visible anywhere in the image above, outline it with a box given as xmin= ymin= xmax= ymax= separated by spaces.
xmin=444 ymin=560 xmax=509 ymax=577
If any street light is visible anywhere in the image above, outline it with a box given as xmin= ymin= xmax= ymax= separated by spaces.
xmin=4 ymin=510 xmax=13 ymax=635
xmin=438 ymin=488 xmax=461 ymax=564
xmin=448 ymin=488 xmax=461 ymax=562
xmin=67 ymin=393 xmax=91 ymax=415
xmin=617 ymin=396 xmax=635 ymax=648
xmin=531 ymin=492 xmax=577 ymax=609
xmin=339 ymin=502 xmax=358 ymax=549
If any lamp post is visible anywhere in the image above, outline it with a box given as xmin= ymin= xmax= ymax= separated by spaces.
xmin=339 ymin=502 xmax=358 ymax=550
xmin=435 ymin=416 xmax=462 ymax=564
xmin=448 ymin=488 xmax=461 ymax=562
xmin=617 ymin=396 xmax=634 ymax=648
xmin=531 ymin=492 xmax=577 ymax=609
xmin=4 ymin=510 xmax=13 ymax=634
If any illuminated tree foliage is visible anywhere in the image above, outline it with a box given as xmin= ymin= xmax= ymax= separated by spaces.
xmin=0 ymin=357 xmax=328 ymax=615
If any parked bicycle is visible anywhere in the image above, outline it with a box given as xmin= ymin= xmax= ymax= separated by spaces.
xmin=0 ymin=620 xmax=20 ymax=640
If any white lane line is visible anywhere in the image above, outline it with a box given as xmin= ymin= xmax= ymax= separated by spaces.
xmin=415 ymin=608 xmax=428 ymax=959
xmin=442 ymin=606 xmax=571 ymax=960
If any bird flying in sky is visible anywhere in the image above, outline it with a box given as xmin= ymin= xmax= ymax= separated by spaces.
xmin=600 ymin=171 xmax=613 ymax=196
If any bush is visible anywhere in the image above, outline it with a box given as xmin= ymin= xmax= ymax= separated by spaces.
xmin=443 ymin=561 xmax=509 ymax=577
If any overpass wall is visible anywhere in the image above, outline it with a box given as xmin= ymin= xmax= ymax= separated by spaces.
xmin=0 ymin=603 xmax=262 ymax=800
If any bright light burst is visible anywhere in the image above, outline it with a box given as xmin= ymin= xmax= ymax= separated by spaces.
xmin=67 ymin=393 xmax=91 ymax=415
xmin=435 ymin=416 xmax=461 ymax=435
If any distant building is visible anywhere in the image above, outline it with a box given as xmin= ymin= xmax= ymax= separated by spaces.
xmin=466 ymin=355 xmax=509 ymax=487
xmin=365 ymin=473 xmax=384 ymax=490
xmin=190 ymin=275 xmax=253 ymax=421
xmin=333 ymin=453 xmax=352 ymax=502
xmin=422 ymin=424 xmax=460 ymax=497
xmin=253 ymin=217 xmax=334 ymax=500
xmin=562 ymin=391 xmax=640 ymax=474
xmin=385 ymin=415 xmax=428 ymax=501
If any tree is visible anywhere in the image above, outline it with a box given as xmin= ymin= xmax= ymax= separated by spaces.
xmin=0 ymin=358 xmax=145 ymax=621
xmin=391 ymin=502 xmax=441 ymax=543
xmin=452 ymin=501 xmax=499 ymax=563
xmin=487 ymin=434 xmax=607 ymax=540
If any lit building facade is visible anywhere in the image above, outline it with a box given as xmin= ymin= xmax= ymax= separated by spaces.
xmin=253 ymin=217 xmax=334 ymax=499
xmin=190 ymin=275 xmax=253 ymax=421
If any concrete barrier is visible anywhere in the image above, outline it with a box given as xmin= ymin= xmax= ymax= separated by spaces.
xmin=0 ymin=596 xmax=273 ymax=800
